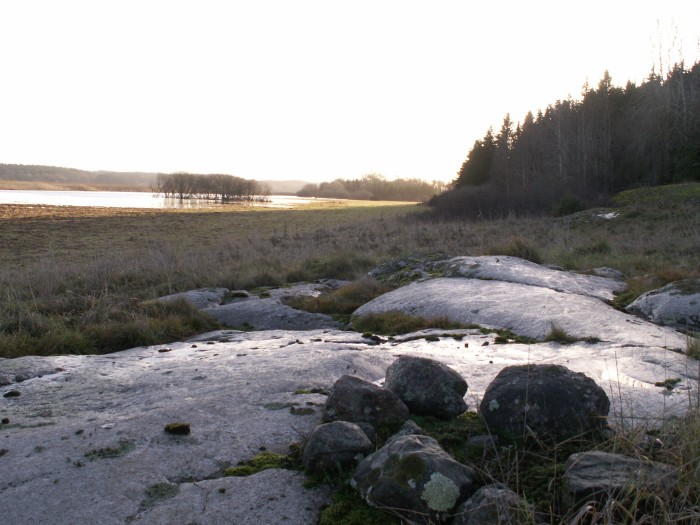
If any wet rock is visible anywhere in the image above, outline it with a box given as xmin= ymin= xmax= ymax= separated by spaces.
xmin=354 ymin=277 xmax=687 ymax=348
xmin=626 ymin=278 xmax=700 ymax=330
xmin=352 ymin=433 xmax=476 ymax=525
xmin=480 ymin=364 xmax=610 ymax=442
xmin=452 ymin=484 xmax=537 ymax=525
xmin=302 ymin=421 xmax=373 ymax=476
xmin=385 ymin=356 xmax=467 ymax=419
xmin=322 ymin=375 xmax=409 ymax=435
xmin=563 ymin=450 xmax=677 ymax=508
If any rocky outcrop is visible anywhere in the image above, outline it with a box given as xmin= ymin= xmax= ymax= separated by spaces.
xmin=352 ymin=434 xmax=477 ymax=525
xmin=480 ymin=364 xmax=610 ymax=441
xmin=626 ymin=278 xmax=700 ymax=330
xmin=157 ymin=282 xmax=344 ymax=331
xmin=354 ymin=277 xmax=687 ymax=348
xmin=302 ymin=421 xmax=373 ymax=476
xmin=385 ymin=356 xmax=468 ymax=419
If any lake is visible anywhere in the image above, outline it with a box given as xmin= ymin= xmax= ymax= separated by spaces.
xmin=0 ymin=190 xmax=318 ymax=209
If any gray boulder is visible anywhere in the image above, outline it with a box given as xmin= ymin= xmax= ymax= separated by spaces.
xmin=207 ymin=297 xmax=342 ymax=330
xmin=302 ymin=421 xmax=373 ymax=476
xmin=352 ymin=434 xmax=477 ymax=525
xmin=385 ymin=356 xmax=468 ymax=419
xmin=157 ymin=287 xmax=229 ymax=309
xmin=480 ymin=364 xmax=610 ymax=441
xmin=452 ymin=484 xmax=537 ymax=525
xmin=563 ymin=450 xmax=677 ymax=508
xmin=322 ymin=375 xmax=409 ymax=436
xmin=626 ymin=279 xmax=700 ymax=331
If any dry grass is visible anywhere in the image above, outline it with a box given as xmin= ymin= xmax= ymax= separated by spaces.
xmin=0 ymin=186 xmax=698 ymax=358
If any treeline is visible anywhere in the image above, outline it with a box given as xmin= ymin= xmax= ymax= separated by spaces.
xmin=153 ymin=172 xmax=270 ymax=202
xmin=297 ymin=173 xmax=448 ymax=202
xmin=431 ymin=60 xmax=700 ymax=217
xmin=0 ymin=164 xmax=155 ymax=188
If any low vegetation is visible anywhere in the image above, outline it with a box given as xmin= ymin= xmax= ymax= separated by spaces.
xmin=0 ymin=184 xmax=697 ymax=359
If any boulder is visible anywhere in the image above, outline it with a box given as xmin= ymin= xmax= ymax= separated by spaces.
xmin=207 ymin=297 xmax=342 ymax=330
xmin=452 ymin=484 xmax=537 ymax=525
xmin=354 ymin=277 xmax=687 ymax=349
xmin=352 ymin=434 xmax=477 ymax=525
xmin=479 ymin=364 xmax=610 ymax=441
xmin=157 ymin=287 xmax=229 ymax=309
xmin=563 ymin=450 xmax=677 ymax=508
xmin=385 ymin=356 xmax=468 ymax=419
xmin=626 ymin=279 xmax=700 ymax=331
xmin=322 ymin=375 xmax=409 ymax=435
xmin=302 ymin=421 xmax=373 ymax=476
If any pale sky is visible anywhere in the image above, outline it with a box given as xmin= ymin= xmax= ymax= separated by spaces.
xmin=1 ymin=1 xmax=698 ymax=183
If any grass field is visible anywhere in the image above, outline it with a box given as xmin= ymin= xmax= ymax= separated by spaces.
xmin=1 ymin=185 xmax=698 ymax=358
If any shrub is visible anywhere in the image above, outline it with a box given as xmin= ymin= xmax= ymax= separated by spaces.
xmin=487 ymin=237 xmax=542 ymax=264
xmin=282 ymin=278 xmax=392 ymax=316
xmin=552 ymin=192 xmax=588 ymax=217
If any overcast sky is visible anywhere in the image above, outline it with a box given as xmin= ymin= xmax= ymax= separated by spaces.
xmin=1 ymin=1 xmax=698 ymax=183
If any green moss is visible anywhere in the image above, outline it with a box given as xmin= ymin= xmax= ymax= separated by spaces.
xmin=319 ymin=486 xmax=401 ymax=525
xmin=654 ymin=378 xmax=682 ymax=390
xmin=84 ymin=439 xmax=135 ymax=461
xmin=222 ymin=451 xmax=301 ymax=477
xmin=141 ymin=482 xmax=179 ymax=508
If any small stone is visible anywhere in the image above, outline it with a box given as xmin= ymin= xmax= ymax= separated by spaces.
xmin=2 ymin=417 xmax=9 ymax=424
xmin=3 ymin=391 xmax=21 ymax=398
xmin=164 ymin=422 xmax=191 ymax=435
xmin=157 ymin=348 xmax=172 ymax=353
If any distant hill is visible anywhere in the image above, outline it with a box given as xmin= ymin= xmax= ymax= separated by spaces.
xmin=0 ymin=165 xmax=312 ymax=193
xmin=0 ymin=164 xmax=156 ymax=190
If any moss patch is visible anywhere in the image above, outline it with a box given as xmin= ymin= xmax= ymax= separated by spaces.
xmin=84 ymin=439 xmax=135 ymax=461
xmin=319 ymin=486 xmax=401 ymax=525
xmin=141 ymin=482 xmax=179 ymax=508
xmin=222 ymin=451 xmax=301 ymax=477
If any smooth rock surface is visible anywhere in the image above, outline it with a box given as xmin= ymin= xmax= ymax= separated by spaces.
xmin=206 ymin=297 xmax=342 ymax=330
xmin=626 ymin=279 xmax=700 ymax=330
xmin=354 ymin=277 xmax=687 ymax=348
xmin=434 ymin=256 xmax=625 ymax=302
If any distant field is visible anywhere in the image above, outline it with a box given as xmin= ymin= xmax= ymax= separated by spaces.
xmin=0 ymin=200 xmax=419 ymax=267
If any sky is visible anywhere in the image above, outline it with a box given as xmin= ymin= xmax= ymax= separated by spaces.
xmin=1 ymin=1 xmax=699 ymax=184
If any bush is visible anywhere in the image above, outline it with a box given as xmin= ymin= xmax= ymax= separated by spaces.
xmin=487 ymin=237 xmax=542 ymax=264
xmin=551 ymin=192 xmax=588 ymax=217
xmin=283 ymin=278 xmax=393 ymax=316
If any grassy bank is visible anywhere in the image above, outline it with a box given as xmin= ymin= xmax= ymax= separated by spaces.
xmin=1 ymin=185 xmax=698 ymax=358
